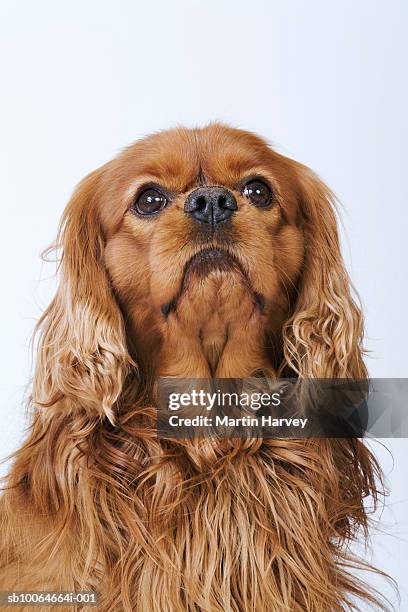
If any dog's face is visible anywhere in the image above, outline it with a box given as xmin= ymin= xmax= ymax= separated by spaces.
xmin=99 ymin=126 xmax=304 ymax=377
xmin=34 ymin=124 xmax=366 ymax=418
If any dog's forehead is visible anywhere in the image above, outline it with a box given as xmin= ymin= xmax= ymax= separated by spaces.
xmin=121 ymin=125 xmax=274 ymax=190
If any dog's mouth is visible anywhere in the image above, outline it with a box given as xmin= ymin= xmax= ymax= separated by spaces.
xmin=161 ymin=248 xmax=265 ymax=317
xmin=184 ymin=247 xmax=239 ymax=276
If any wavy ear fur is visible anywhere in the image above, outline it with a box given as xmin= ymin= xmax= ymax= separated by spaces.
xmin=282 ymin=162 xmax=367 ymax=378
xmin=32 ymin=168 xmax=133 ymax=422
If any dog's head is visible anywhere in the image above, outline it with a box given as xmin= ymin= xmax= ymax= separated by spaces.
xmin=34 ymin=124 xmax=366 ymax=420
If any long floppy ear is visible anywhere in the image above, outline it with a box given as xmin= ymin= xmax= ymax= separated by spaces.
xmin=282 ymin=162 xmax=367 ymax=378
xmin=32 ymin=168 xmax=133 ymax=422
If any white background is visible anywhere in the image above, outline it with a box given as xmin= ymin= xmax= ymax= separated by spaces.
xmin=0 ymin=1 xmax=407 ymax=608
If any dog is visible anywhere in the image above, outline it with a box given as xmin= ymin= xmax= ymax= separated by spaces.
xmin=0 ymin=124 xmax=385 ymax=611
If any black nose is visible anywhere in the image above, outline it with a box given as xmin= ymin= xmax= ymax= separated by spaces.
xmin=184 ymin=186 xmax=237 ymax=225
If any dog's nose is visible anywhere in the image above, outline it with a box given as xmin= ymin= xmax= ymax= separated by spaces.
xmin=184 ymin=186 xmax=237 ymax=225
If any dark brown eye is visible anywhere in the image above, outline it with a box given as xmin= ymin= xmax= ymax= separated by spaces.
xmin=134 ymin=188 xmax=167 ymax=215
xmin=242 ymin=179 xmax=272 ymax=208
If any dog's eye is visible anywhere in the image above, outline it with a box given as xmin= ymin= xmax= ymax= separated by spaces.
xmin=242 ymin=179 xmax=272 ymax=208
xmin=134 ymin=188 xmax=167 ymax=215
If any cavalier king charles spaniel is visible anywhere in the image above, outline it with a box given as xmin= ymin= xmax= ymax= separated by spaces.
xmin=0 ymin=124 xmax=385 ymax=611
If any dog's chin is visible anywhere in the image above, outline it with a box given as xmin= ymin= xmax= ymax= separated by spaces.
xmin=161 ymin=247 xmax=265 ymax=317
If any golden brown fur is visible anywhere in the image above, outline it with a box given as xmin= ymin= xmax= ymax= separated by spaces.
xmin=0 ymin=124 xmax=387 ymax=610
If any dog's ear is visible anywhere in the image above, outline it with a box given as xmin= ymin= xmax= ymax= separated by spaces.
xmin=32 ymin=167 xmax=133 ymax=422
xmin=282 ymin=162 xmax=367 ymax=378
